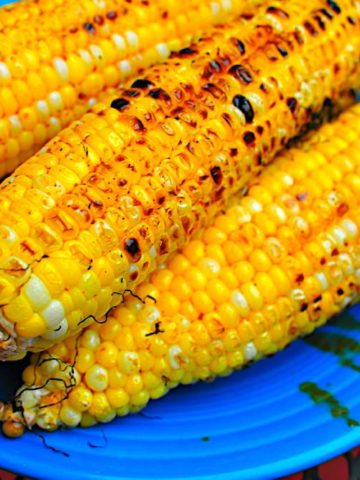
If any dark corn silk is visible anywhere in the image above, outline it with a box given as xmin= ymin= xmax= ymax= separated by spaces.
xmin=1 ymin=0 xmax=360 ymax=359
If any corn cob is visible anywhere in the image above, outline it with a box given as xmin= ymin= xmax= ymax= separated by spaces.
xmin=0 ymin=0 xmax=359 ymax=361
xmin=0 ymin=0 xmax=261 ymax=176
xmin=3 ymin=103 xmax=360 ymax=436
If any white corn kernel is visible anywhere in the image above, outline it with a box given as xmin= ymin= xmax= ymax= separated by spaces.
xmin=125 ymin=31 xmax=139 ymax=49
xmin=89 ymin=45 xmax=103 ymax=62
xmin=24 ymin=275 xmax=51 ymax=310
xmin=244 ymin=342 xmax=257 ymax=361
xmin=41 ymin=300 xmax=65 ymax=329
xmin=36 ymin=100 xmax=50 ymax=120
xmin=0 ymin=62 xmax=11 ymax=81
xmin=155 ymin=43 xmax=170 ymax=59
xmin=340 ymin=218 xmax=358 ymax=239
xmin=231 ymin=290 xmax=250 ymax=316
xmin=8 ymin=115 xmax=22 ymax=136
xmin=79 ymin=49 xmax=93 ymax=67
xmin=47 ymin=92 xmax=63 ymax=112
xmin=112 ymin=34 xmax=126 ymax=51
xmin=118 ymin=60 xmax=132 ymax=76
xmin=314 ymin=272 xmax=329 ymax=291
xmin=53 ymin=58 xmax=69 ymax=82
xmin=42 ymin=318 xmax=68 ymax=341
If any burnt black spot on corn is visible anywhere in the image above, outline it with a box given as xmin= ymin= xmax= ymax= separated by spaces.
xmin=124 ymin=238 xmax=141 ymax=262
xmin=232 ymin=95 xmax=255 ymax=123
xmin=110 ymin=98 xmax=130 ymax=111
xmin=231 ymin=37 xmax=246 ymax=54
xmin=177 ymin=47 xmax=198 ymax=57
xmin=131 ymin=79 xmax=154 ymax=89
xmin=327 ymin=0 xmax=342 ymax=14
xmin=243 ymin=131 xmax=256 ymax=145
xmin=228 ymin=64 xmax=254 ymax=84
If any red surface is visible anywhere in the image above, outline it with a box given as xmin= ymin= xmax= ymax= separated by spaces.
xmin=282 ymin=446 xmax=360 ymax=479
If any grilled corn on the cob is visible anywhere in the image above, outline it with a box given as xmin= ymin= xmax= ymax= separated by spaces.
xmin=0 ymin=0 xmax=359 ymax=360
xmin=4 ymin=103 xmax=360 ymax=435
xmin=0 ymin=0 xmax=260 ymax=175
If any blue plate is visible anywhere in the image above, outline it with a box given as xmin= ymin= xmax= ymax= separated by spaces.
xmin=0 ymin=305 xmax=359 ymax=480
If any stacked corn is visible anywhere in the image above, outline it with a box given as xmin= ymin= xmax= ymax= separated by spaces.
xmin=0 ymin=0 xmax=359 ymax=361
xmin=3 ymin=103 xmax=360 ymax=436
xmin=0 ymin=0 xmax=261 ymax=176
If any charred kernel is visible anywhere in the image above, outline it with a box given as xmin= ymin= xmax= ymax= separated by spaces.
xmin=227 ymin=65 xmax=253 ymax=84
xmin=243 ymin=131 xmax=256 ymax=146
xmin=203 ymin=60 xmax=222 ymax=79
xmin=219 ymin=55 xmax=231 ymax=68
xmin=83 ymin=23 xmax=95 ymax=34
xmin=293 ymin=31 xmax=304 ymax=45
xmin=286 ymin=97 xmax=297 ymax=113
xmin=178 ymin=47 xmax=197 ymax=56
xmin=124 ymin=238 xmax=141 ymax=261
xmin=232 ymin=95 xmax=254 ymax=124
xmin=313 ymin=15 xmax=326 ymax=30
xmin=321 ymin=8 xmax=334 ymax=19
xmin=131 ymin=79 xmax=154 ymax=89
xmin=327 ymin=0 xmax=341 ymax=14
xmin=256 ymin=126 xmax=264 ymax=135
xmin=93 ymin=15 xmax=104 ymax=25
xmin=106 ymin=11 xmax=118 ymax=20
xmin=131 ymin=117 xmax=146 ymax=133
xmin=148 ymin=88 xmax=171 ymax=101
xmin=110 ymin=98 xmax=130 ymax=111
xmin=304 ymin=21 xmax=318 ymax=36
xmin=347 ymin=16 xmax=356 ymax=25
xmin=276 ymin=45 xmax=288 ymax=57
xmin=337 ymin=288 xmax=344 ymax=295
xmin=231 ymin=37 xmax=246 ymax=54
xmin=230 ymin=148 xmax=238 ymax=157
xmin=122 ymin=89 xmax=140 ymax=98
xmin=266 ymin=6 xmax=289 ymax=18
xmin=222 ymin=113 xmax=232 ymax=127
xmin=296 ymin=273 xmax=305 ymax=283
xmin=210 ymin=166 xmax=223 ymax=185
xmin=202 ymin=83 xmax=226 ymax=100
xmin=323 ymin=97 xmax=334 ymax=110
xmin=300 ymin=303 xmax=308 ymax=312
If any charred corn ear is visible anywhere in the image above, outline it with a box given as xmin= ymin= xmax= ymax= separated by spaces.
xmin=0 ymin=0 xmax=359 ymax=360
xmin=7 ymin=104 xmax=360 ymax=434
xmin=0 ymin=0 xmax=261 ymax=175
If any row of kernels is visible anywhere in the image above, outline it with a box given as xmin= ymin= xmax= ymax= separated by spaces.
xmin=13 ymin=204 xmax=360 ymax=428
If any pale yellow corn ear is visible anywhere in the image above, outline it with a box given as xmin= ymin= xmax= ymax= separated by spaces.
xmin=0 ymin=0 xmax=262 ymax=175
xmin=6 ymin=103 xmax=360 ymax=435
xmin=0 ymin=0 xmax=359 ymax=359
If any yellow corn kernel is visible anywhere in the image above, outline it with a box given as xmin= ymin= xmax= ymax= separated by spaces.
xmin=16 ymin=313 xmax=46 ymax=337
